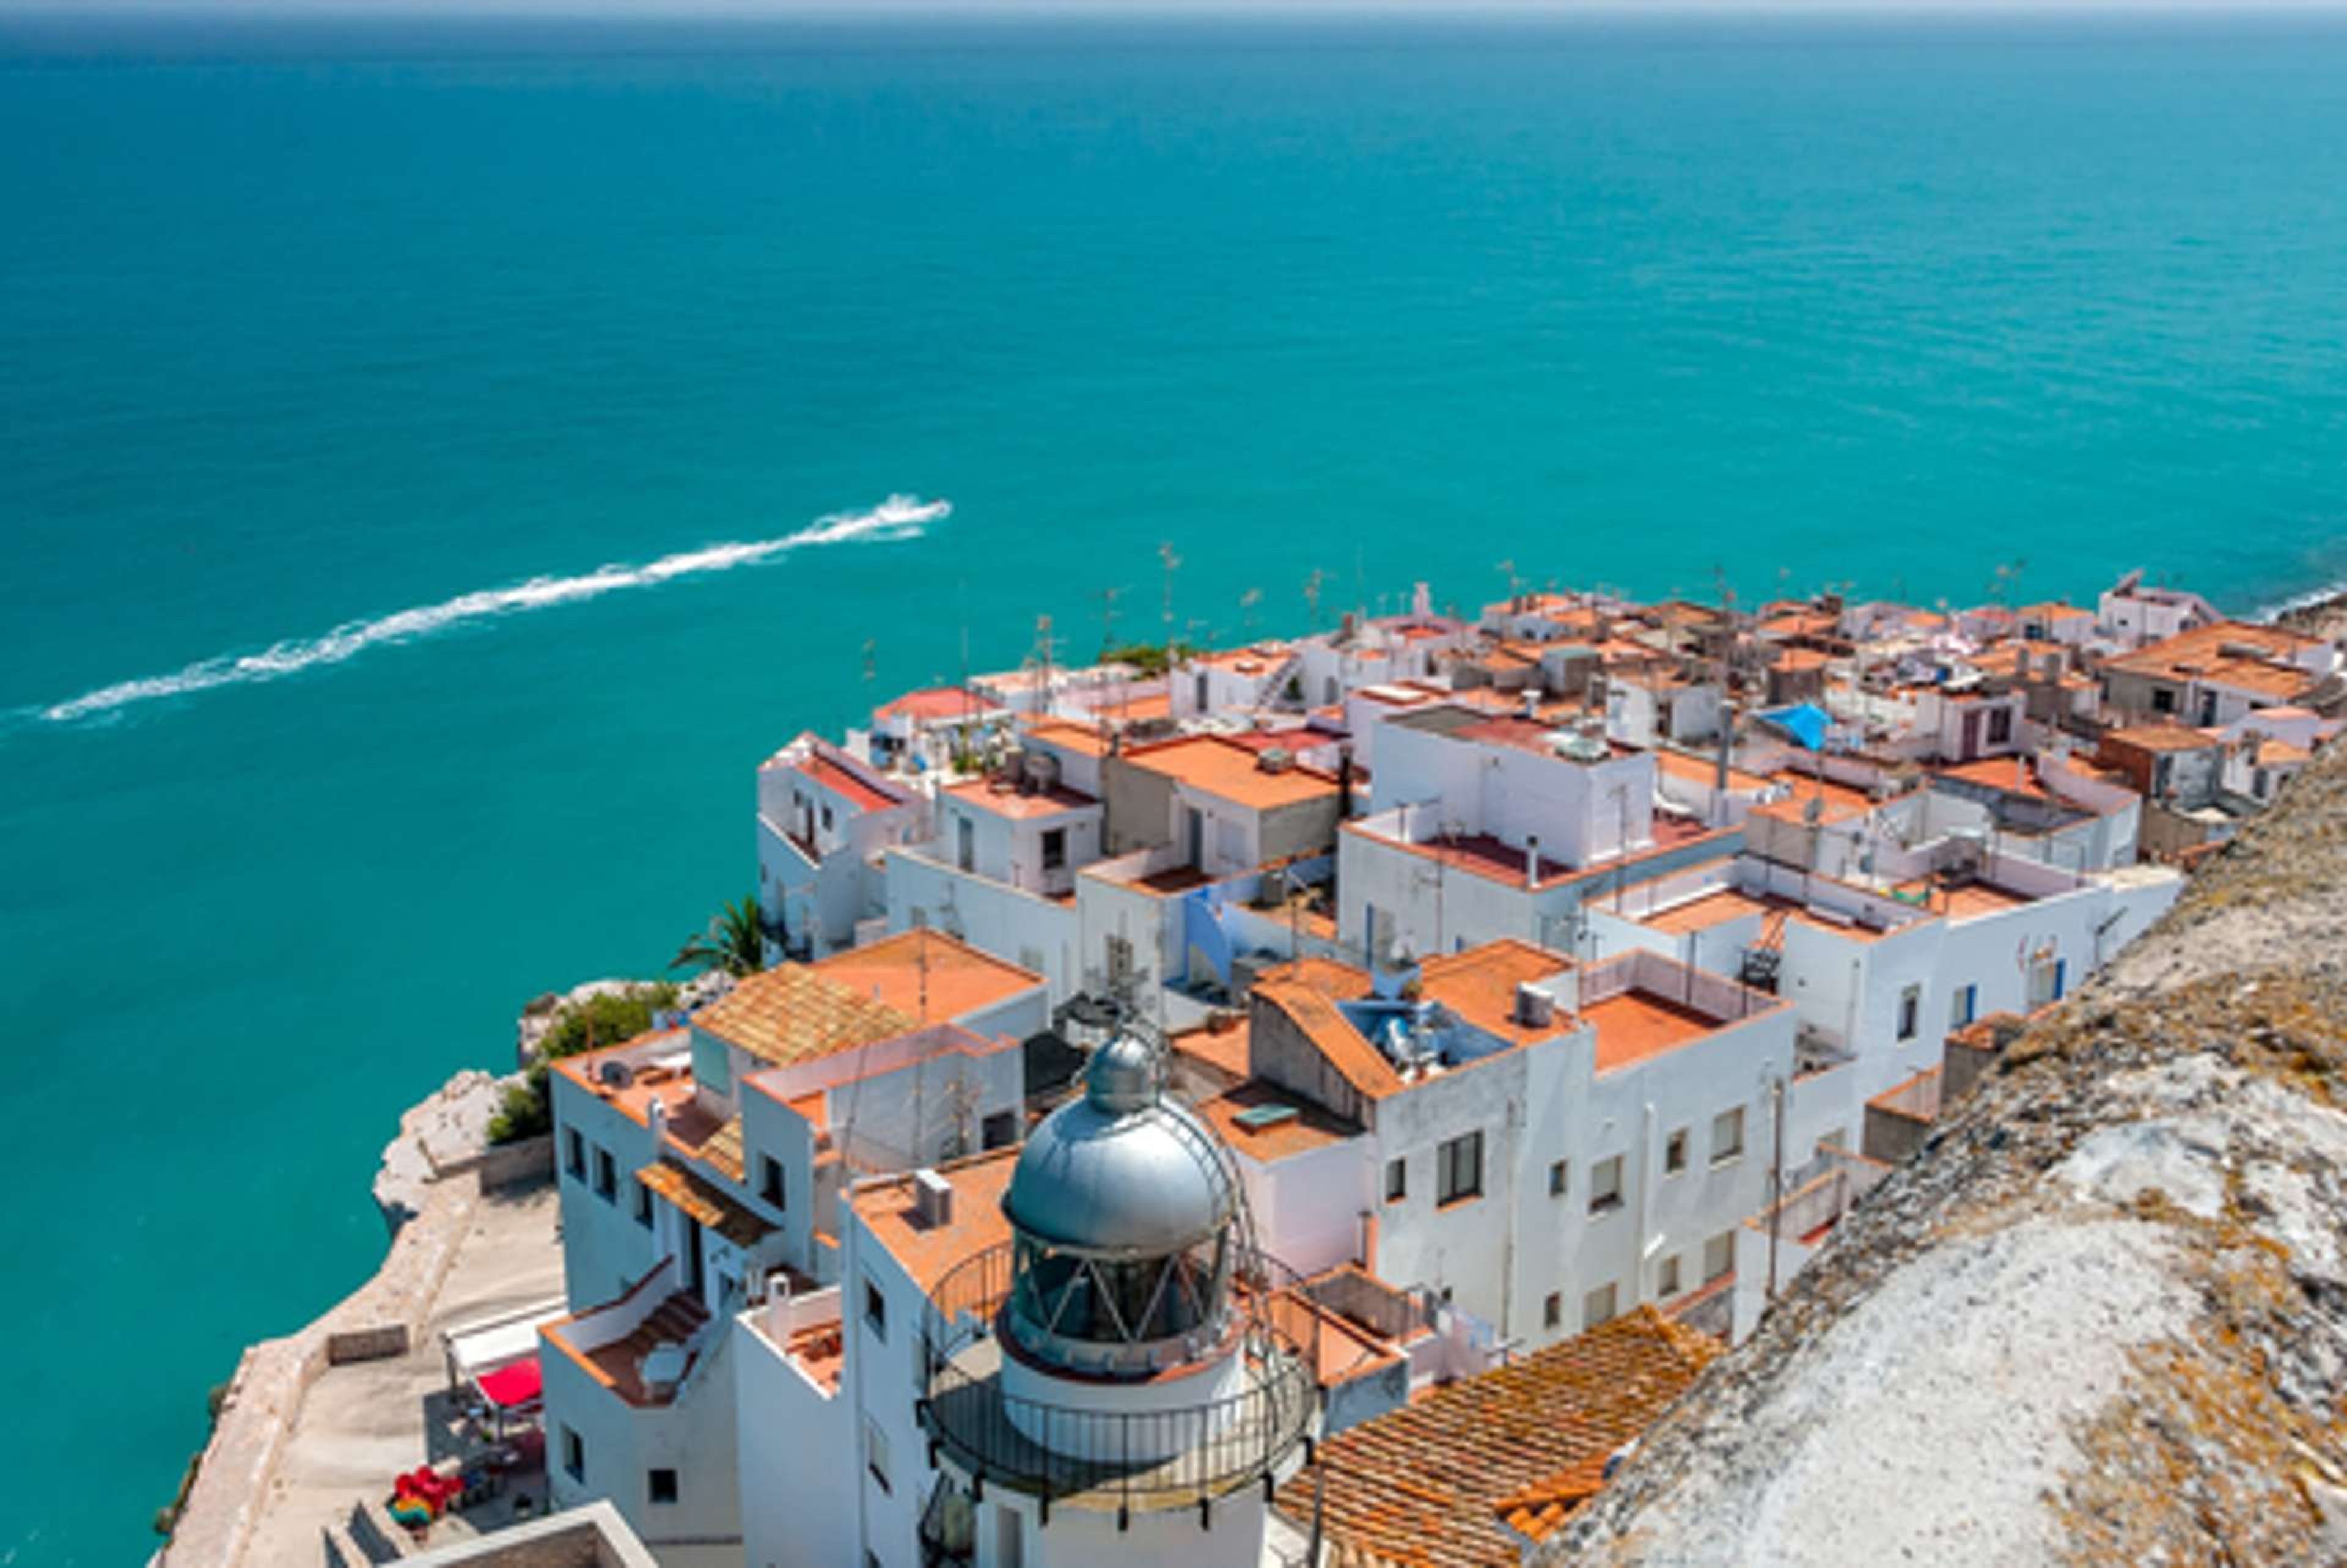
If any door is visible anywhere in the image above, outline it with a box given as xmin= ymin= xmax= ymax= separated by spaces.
xmin=685 ymin=1220 xmax=705 ymax=1299
xmin=957 ymin=816 xmax=975 ymax=873
xmin=1185 ymin=807 xmax=1204 ymax=868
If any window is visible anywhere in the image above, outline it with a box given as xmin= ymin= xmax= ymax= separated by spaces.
xmin=562 ymin=1425 xmax=585 ymax=1482
xmin=1106 ymin=934 xmax=1135 ymax=987
xmin=1436 ymin=1130 xmax=1483 ymax=1205
xmin=1711 ymin=1107 xmax=1745 ymax=1165
xmin=1543 ymin=1291 xmax=1562 ymax=1329
xmin=1583 ymin=1282 xmax=1618 ymax=1330
xmin=1658 ymin=1253 xmax=1683 ymax=1299
xmin=761 ymin=1156 xmax=785 ymax=1209
xmin=1948 ymin=983 xmax=1977 ymax=1031
xmin=1986 ymin=706 xmax=2013 ymax=746
xmin=1896 ymin=984 xmax=1922 ymax=1042
xmin=565 ymin=1129 xmax=585 ymax=1179
xmin=1664 ymin=1129 xmax=1688 ymax=1175
xmin=865 ymin=1417 xmax=892 ymax=1495
xmin=633 ymin=1179 xmax=653 ymax=1229
xmin=594 ymin=1147 xmax=618 ymax=1203
xmin=1384 ymin=1157 xmax=1408 ymax=1203
xmin=648 ymin=1468 xmax=678 ymax=1506
xmin=1041 ymin=827 xmax=1067 ymax=871
xmin=2151 ymin=686 xmax=2176 ymax=715
xmin=1548 ymin=1160 xmax=1568 ymax=1198
xmin=982 ymin=1110 xmax=1019 ymax=1150
xmin=864 ymin=1277 xmax=889 ymax=1341
xmin=820 ymin=804 xmax=834 ymax=832
xmin=1589 ymin=1155 xmax=1624 ymax=1214
xmin=956 ymin=817 xmax=975 ymax=873
xmin=1704 ymin=1231 xmax=1735 ymax=1283
xmin=2254 ymin=767 xmax=2272 ymax=799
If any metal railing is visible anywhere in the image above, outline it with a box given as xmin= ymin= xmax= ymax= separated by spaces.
xmin=917 ymin=1243 xmax=1320 ymax=1514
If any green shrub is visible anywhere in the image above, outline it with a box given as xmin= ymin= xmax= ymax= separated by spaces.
xmin=487 ymin=984 xmax=678 ymax=1146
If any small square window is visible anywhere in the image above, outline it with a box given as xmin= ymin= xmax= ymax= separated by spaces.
xmin=1664 ymin=1129 xmax=1688 ymax=1175
xmin=1384 ymin=1157 xmax=1407 ymax=1203
xmin=1897 ymin=983 xmax=1922 ymax=1042
xmin=1658 ymin=1253 xmax=1683 ymax=1299
xmin=1041 ymin=827 xmax=1067 ymax=871
xmin=1948 ymin=983 xmax=1977 ymax=1031
xmin=1705 ymin=1231 xmax=1735 ymax=1283
xmin=564 ymin=1129 xmax=585 ymax=1179
xmin=1436 ymin=1130 xmax=1483 ymax=1206
xmin=864 ymin=1277 xmax=889 ymax=1341
xmin=594 ymin=1148 xmax=618 ymax=1203
xmin=761 ymin=1156 xmax=786 ymax=1209
xmin=633 ymin=1179 xmax=653 ymax=1229
xmin=562 ymin=1425 xmax=585 ymax=1482
xmin=1711 ymin=1108 xmax=1745 ymax=1165
xmin=1589 ymin=1154 xmax=1624 ymax=1214
xmin=1547 ymin=1159 xmax=1568 ymax=1198
xmin=648 ymin=1467 xmax=678 ymax=1505
xmin=1583 ymin=1282 xmax=1618 ymax=1330
xmin=1543 ymin=1291 xmax=1562 ymax=1329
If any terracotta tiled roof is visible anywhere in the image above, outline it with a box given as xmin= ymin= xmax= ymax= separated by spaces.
xmin=1276 ymin=1307 xmax=1720 ymax=1566
xmin=694 ymin=964 xmax=917 ymax=1068
xmin=700 ymin=1115 xmax=746 ymax=1182
xmin=1491 ymin=1453 xmax=1612 ymax=1544
xmin=637 ymin=1160 xmax=773 ymax=1247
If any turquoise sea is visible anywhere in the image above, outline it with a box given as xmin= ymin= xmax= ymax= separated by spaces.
xmin=4 ymin=10 xmax=2347 ymax=1562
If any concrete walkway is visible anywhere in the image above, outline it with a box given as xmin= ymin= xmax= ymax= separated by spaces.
xmin=240 ymin=1184 xmax=565 ymax=1566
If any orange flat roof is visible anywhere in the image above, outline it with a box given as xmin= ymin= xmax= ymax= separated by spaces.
xmin=1585 ymin=989 xmax=1725 ymax=1074
xmin=1020 ymin=717 xmax=1111 ymax=758
xmin=1126 ymin=733 xmax=1340 ymax=810
xmin=851 ymin=1149 xmax=1018 ymax=1294
xmin=1640 ymin=887 xmax=1772 ymax=936
xmin=1417 ymin=940 xmax=1574 ymax=1046
xmin=1196 ymin=1079 xmax=1359 ymax=1163
xmin=812 ymin=928 xmax=1041 ymax=1027
xmin=944 ymin=777 xmax=1099 ymax=821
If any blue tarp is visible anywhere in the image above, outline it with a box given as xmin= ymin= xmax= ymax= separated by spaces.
xmin=1758 ymin=702 xmax=1831 ymax=751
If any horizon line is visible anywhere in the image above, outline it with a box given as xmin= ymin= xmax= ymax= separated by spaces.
xmin=15 ymin=0 xmax=2347 ymax=18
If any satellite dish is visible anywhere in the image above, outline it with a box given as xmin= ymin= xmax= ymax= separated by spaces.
xmin=599 ymin=1059 xmax=636 ymax=1090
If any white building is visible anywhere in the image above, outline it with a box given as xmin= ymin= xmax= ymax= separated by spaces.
xmin=757 ymin=733 xmax=926 ymax=960
xmin=540 ymin=933 xmax=1046 ymax=1561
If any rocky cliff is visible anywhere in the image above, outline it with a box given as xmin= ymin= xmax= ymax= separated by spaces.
xmin=1550 ymin=738 xmax=2347 ymax=1567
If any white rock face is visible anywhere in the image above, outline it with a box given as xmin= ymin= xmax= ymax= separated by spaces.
xmin=1610 ymin=1218 xmax=2193 ymax=1568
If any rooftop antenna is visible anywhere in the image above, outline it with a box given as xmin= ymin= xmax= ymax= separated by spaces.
xmin=861 ymin=637 xmax=877 ymax=689
xmin=1240 ymin=585 xmax=1263 ymax=639
xmin=1095 ymin=583 xmax=1123 ymax=662
xmin=1303 ymin=566 xmax=1328 ymax=631
xmin=1159 ymin=541 xmax=1182 ymax=678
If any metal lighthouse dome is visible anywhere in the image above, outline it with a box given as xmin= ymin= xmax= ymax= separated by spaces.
xmin=998 ymin=1027 xmax=1241 ymax=1374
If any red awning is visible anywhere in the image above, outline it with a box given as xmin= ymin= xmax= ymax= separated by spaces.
xmin=477 ymin=1355 xmax=542 ymax=1409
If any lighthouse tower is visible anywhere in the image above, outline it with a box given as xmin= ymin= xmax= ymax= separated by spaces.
xmin=916 ymin=1028 xmax=1319 ymax=1567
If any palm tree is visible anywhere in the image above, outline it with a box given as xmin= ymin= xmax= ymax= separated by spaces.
xmin=673 ymin=893 xmax=765 ymax=978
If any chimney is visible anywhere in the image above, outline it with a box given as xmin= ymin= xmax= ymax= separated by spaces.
xmin=1412 ymin=582 xmax=1433 ymax=621
xmin=1515 ymin=983 xmax=1555 ymax=1030
xmin=647 ymin=1095 xmax=668 ymax=1141
xmin=1522 ymin=689 xmax=1540 ymax=720
xmin=1526 ymin=834 xmax=1541 ymax=892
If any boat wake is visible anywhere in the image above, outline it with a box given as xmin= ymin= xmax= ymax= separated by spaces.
xmin=37 ymin=494 xmax=949 ymax=724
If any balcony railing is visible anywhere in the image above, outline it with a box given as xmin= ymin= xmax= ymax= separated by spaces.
xmin=917 ymin=1242 xmax=1319 ymax=1515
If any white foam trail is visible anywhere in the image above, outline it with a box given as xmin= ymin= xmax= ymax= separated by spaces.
xmin=39 ymin=494 xmax=949 ymax=724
